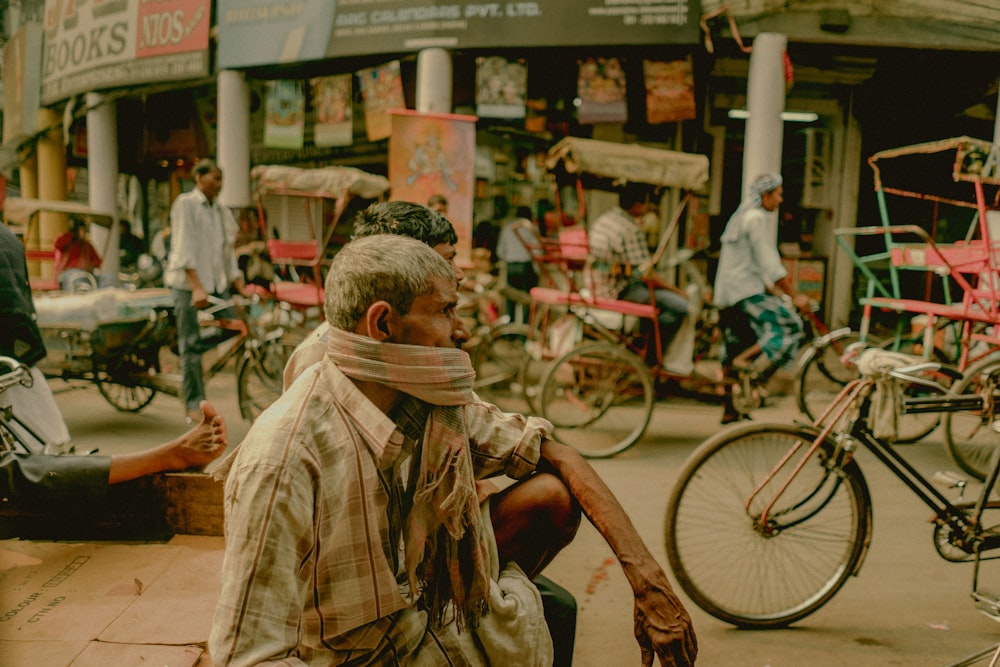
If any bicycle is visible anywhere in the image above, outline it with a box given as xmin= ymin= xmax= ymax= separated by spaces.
xmin=0 ymin=356 xmax=45 ymax=454
xmin=38 ymin=293 xmax=291 ymax=421
xmin=664 ymin=347 xmax=1000 ymax=633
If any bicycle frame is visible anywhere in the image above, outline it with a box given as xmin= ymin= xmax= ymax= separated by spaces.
xmin=754 ymin=370 xmax=1000 ymax=575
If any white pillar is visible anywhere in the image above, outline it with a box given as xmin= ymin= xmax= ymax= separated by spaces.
xmin=831 ymin=92 xmax=863 ymax=329
xmin=87 ymin=91 xmax=120 ymax=281
xmin=218 ymin=70 xmax=252 ymax=208
xmin=415 ymin=48 xmax=452 ymax=114
xmin=743 ymin=32 xmax=787 ymax=207
xmin=994 ymin=74 xmax=1000 ymax=145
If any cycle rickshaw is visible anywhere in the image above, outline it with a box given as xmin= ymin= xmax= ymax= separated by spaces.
xmin=471 ymin=137 xmax=722 ymax=457
xmin=796 ymin=137 xmax=1000 ymax=458
xmin=5 ymin=197 xmax=291 ymax=421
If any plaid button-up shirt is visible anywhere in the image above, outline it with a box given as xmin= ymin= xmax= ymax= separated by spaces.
xmin=210 ymin=359 xmax=546 ymax=666
xmin=587 ymin=206 xmax=651 ymax=299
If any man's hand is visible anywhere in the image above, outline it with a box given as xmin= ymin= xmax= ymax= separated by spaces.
xmin=791 ymin=293 xmax=811 ymax=314
xmin=191 ymin=285 xmax=210 ymax=309
xmin=634 ymin=575 xmax=698 ymax=666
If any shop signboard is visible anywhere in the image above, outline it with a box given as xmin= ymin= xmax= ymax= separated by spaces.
xmin=217 ymin=0 xmax=698 ymax=70
xmin=41 ymin=0 xmax=211 ymax=105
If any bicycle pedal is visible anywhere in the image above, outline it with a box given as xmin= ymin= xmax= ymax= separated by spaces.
xmin=932 ymin=470 xmax=968 ymax=490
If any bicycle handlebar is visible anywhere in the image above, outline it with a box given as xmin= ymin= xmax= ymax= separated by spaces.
xmin=0 ymin=356 xmax=33 ymax=393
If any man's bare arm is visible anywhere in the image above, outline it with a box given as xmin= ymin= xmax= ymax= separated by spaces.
xmin=537 ymin=439 xmax=697 ymax=666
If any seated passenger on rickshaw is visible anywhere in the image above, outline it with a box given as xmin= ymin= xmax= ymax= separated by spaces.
xmin=588 ymin=183 xmax=690 ymax=355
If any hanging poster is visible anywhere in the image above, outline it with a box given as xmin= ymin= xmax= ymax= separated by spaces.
xmin=264 ymin=80 xmax=305 ymax=149
xmin=577 ymin=57 xmax=627 ymax=125
xmin=644 ymin=58 xmax=696 ymax=124
xmin=312 ymin=74 xmax=353 ymax=147
xmin=476 ymin=56 xmax=527 ymax=119
xmin=358 ymin=61 xmax=406 ymax=142
xmin=389 ymin=110 xmax=478 ymax=264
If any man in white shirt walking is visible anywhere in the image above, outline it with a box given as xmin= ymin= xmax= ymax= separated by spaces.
xmin=164 ymin=159 xmax=248 ymax=422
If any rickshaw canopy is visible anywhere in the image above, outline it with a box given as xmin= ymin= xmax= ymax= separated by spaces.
xmin=545 ymin=137 xmax=710 ymax=191
xmin=868 ymin=136 xmax=1000 ymax=210
xmin=251 ymin=164 xmax=390 ymax=202
xmin=4 ymin=197 xmax=117 ymax=232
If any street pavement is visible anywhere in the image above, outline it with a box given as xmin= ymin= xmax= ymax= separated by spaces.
xmin=49 ymin=373 xmax=1000 ymax=667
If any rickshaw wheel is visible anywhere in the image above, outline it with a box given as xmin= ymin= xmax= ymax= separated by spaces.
xmin=470 ymin=322 xmax=531 ymax=412
xmin=539 ymin=341 xmax=654 ymax=458
xmin=96 ymin=352 xmax=157 ymax=412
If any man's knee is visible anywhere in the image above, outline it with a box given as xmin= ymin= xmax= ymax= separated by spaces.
xmin=493 ymin=472 xmax=581 ymax=543
xmin=534 ymin=473 xmax=582 ymax=538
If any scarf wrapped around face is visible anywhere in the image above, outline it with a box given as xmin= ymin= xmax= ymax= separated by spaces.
xmin=326 ymin=327 xmax=490 ymax=630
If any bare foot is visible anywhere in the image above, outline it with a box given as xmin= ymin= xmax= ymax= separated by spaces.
xmin=168 ymin=400 xmax=228 ymax=470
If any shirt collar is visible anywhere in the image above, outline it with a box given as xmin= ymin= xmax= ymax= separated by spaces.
xmin=317 ymin=357 xmax=410 ymax=470
xmin=193 ymin=187 xmax=215 ymax=207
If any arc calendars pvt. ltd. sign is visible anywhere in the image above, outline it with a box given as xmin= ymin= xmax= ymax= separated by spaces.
xmin=217 ymin=0 xmax=698 ymax=70
xmin=41 ymin=0 xmax=211 ymax=105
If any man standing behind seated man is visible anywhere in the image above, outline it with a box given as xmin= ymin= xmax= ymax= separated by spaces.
xmin=589 ymin=184 xmax=690 ymax=352
xmin=210 ymin=235 xmax=697 ymax=666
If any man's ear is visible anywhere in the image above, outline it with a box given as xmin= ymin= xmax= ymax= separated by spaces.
xmin=359 ymin=301 xmax=396 ymax=341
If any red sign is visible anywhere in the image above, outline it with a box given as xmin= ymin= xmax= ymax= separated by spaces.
xmin=136 ymin=0 xmax=210 ymax=58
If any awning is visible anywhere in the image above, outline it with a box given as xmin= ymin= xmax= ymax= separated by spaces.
xmin=546 ymin=137 xmax=710 ymax=191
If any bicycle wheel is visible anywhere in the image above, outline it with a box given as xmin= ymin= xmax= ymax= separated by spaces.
xmin=665 ymin=422 xmax=872 ymax=629
xmin=943 ymin=355 xmax=1000 ymax=481
xmin=469 ymin=322 xmax=530 ymax=411
xmin=538 ymin=342 xmax=654 ymax=458
xmin=795 ymin=330 xmax=866 ymax=423
xmin=882 ymin=337 xmax=955 ymax=443
xmin=96 ymin=351 xmax=158 ymax=412
xmin=237 ymin=339 xmax=293 ymax=420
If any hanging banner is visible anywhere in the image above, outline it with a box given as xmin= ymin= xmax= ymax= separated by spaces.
xmin=264 ymin=80 xmax=305 ymax=149
xmin=358 ymin=61 xmax=406 ymax=142
xmin=312 ymin=74 xmax=353 ymax=147
xmin=644 ymin=57 xmax=696 ymax=124
xmin=577 ymin=57 xmax=627 ymax=125
xmin=388 ymin=110 xmax=477 ymax=265
xmin=476 ymin=56 xmax=527 ymax=119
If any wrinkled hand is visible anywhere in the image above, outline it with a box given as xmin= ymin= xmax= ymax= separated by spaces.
xmin=633 ymin=584 xmax=698 ymax=666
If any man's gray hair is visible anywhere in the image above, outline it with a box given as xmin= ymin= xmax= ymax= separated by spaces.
xmin=324 ymin=234 xmax=455 ymax=331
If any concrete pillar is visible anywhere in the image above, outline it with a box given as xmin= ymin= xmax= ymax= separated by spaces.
xmin=218 ymin=70 xmax=252 ymax=208
xmin=36 ymin=107 xmax=66 ymax=280
xmin=743 ymin=32 xmax=787 ymax=242
xmin=994 ymin=74 xmax=1000 ymax=145
xmin=415 ymin=48 xmax=452 ymax=114
xmin=87 ymin=92 xmax=119 ymax=280
xmin=831 ymin=92 xmax=863 ymax=328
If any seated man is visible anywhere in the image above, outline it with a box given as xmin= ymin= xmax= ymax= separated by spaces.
xmin=589 ymin=184 xmax=690 ymax=354
xmin=54 ymin=217 xmax=102 ymax=291
xmin=210 ymin=235 xmax=697 ymax=666
xmin=281 ymin=200 xmax=467 ymax=389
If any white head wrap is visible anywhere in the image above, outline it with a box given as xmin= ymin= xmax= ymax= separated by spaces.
xmin=719 ymin=173 xmax=783 ymax=243
xmin=749 ymin=173 xmax=783 ymax=202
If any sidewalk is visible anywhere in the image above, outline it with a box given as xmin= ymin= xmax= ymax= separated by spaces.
xmin=46 ymin=379 xmax=1000 ymax=666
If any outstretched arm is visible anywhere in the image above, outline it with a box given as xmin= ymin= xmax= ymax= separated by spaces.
xmin=537 ymin=439 xmax=697 ymax=667
xmin=107 ymin=401 xmax=227 ymax=484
